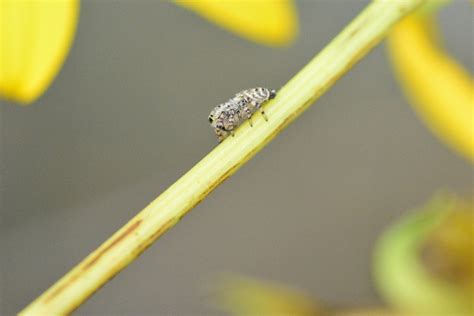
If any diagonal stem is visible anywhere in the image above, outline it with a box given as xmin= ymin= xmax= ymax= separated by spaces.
xmin=20 ymin=0 xmax=424 ymax=314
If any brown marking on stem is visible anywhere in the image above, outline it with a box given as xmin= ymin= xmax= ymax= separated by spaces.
xmin=349 ymin=26 xmax=360 ymax=39
xmin=66 ymin=269 xmax=119 ymax=315
xmin=43 ymin=220 xmax=143 ymax=304
xmin=187 ymin=161 xmax=242 ymax=212
xmin=145 ymin=217 xmax=177 ymax=244
xmin=43 ymin=274 xmax=79 ymax=304
xmin=66 ymin=218 xmax=177 ymax=314
xmin=68 ymin=251 xmax=143 ymax=314
xmin=82 ymin=220 xmax=143 ymax=271
xmin=44 ymin=167 xmax=243 ymax=309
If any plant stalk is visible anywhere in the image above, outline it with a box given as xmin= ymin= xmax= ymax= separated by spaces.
xmin=20 ymin=0 xmax=424 ymax=314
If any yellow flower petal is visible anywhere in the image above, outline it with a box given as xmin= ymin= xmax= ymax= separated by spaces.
xmin=214 ymin=276 xmax=411 ymax=316
xmin=174 ymin=0 xmax=297 ymax=46
xmin=214 ymin=275 xmax=323 ymax=315
xmin=387 ymin=14 xmax=474 ymax=162
xmin=0 ymin=0 xmax=79 ymax=104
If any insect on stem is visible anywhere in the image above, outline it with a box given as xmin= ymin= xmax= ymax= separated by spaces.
xmin=208 ymin=87 xmax=276 ymax=141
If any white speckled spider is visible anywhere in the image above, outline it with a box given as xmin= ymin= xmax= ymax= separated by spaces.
xmin=208 ymin=87 xmax=276 ymax=142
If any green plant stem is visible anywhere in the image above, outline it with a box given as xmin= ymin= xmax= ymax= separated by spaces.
xmin=20 ymin=0 xmax=424 ymax=314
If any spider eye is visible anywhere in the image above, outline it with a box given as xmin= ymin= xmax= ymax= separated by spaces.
xmin=208 ymin=116 xmax=214 ymax=123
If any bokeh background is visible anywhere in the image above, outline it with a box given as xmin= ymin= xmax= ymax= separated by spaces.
xmin=1 ymin=1 xmax=472 ymax=315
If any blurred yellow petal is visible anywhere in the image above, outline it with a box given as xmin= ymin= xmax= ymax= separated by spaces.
xmin=213 ymin=275 xmax=413 ymax=316
xmin=387 ymin=14 xmax=474 ymax=162
xmin=214 ymin=275 xmax=323 ymax=316
xmin=174 ymin=0 xmax=297 ymax=46
xmin=0 ymin=0 xmax=79 ymax=104
xmin=337 ymin=310 xmax=411 ymax=316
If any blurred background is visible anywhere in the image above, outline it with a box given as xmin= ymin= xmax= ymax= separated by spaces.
xmin=1 ymin=1 xmax=472 ymax=315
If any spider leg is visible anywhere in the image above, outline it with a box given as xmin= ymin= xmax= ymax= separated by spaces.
xmin=260 ymin=108 xmax=268 ymax=121
xmin=254 ymin=101 xmax=268 ymax=121
xmin=242 ymin=105 xmax=254 ymax=127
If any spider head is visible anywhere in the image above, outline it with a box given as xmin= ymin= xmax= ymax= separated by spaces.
xmin=269 ymin=89 xmax=277 ymax=99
